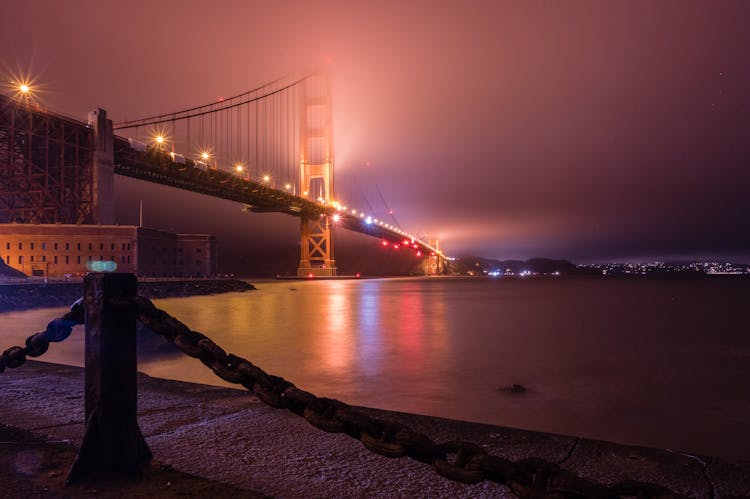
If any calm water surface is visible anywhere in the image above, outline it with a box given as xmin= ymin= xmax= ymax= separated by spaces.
xmin=3 ymin=276 xmax=749 ymax=459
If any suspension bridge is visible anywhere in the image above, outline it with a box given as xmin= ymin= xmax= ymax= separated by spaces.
xmin=0 ymin=73 xmax=447 ymax=277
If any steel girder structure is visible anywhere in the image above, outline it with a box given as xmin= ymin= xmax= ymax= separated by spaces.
xmin=0 ymin=95 xmax=94 ymax=224
xmin=113 ymin=139 xmax=329 ymax=218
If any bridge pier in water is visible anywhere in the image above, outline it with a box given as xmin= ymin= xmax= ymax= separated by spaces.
xmin=298 ymin=214 xmax=336 ymax=277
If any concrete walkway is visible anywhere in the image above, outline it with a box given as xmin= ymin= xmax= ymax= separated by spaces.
xmin=1 ymin=361 xmax=749 ymax=498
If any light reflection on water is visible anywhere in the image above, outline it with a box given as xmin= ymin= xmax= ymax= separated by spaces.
xmin=2 ymin=276 xmax=750 ymax=460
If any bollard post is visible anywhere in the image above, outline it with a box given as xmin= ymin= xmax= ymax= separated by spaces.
xmin=67 ymin=273 xmax=152 ymax=483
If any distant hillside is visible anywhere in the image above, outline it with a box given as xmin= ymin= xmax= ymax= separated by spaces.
xmin=452 ymin=256 xmax=578 ymax=275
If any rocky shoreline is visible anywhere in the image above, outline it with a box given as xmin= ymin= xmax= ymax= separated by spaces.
xmin=0 ymin=279 xmax=255 ymax=313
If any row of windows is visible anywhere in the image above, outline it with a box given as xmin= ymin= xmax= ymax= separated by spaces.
xmin=7 ymin=255 xmax=132 ymax=265
xmin=149 ymin=247 xmax=202 ymax=253
xmin=5 ymin=242 xmax=132 ymax=251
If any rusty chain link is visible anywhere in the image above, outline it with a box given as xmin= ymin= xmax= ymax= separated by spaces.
xmin=134 ymin=296 xmax=686 ymax=498
xmin=1 ymin=298 xmax=84 ymax=375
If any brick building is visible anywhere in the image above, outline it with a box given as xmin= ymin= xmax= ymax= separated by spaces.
xmin=0 ymin=224 xmax=217 ymax=278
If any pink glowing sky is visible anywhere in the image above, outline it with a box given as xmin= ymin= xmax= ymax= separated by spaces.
xmin=2 ymin=0 xmax=749 ymax=262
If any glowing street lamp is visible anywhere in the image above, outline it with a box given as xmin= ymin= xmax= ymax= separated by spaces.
xmin=18 ymin=83 xmax=30 ymax=94
xmin=332 ymin=213 xmax=341 ymax=223
xmin=262 ymin=174 xmax=270 ymax=183
xmin=152 ymin=132 xmax=168 ymax=150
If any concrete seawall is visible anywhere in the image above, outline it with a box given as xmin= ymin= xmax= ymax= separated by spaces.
xmin=0 ymin=279 xmax=254 ymax=313
xmin=1 ymin=361 xmax=748 ymax=498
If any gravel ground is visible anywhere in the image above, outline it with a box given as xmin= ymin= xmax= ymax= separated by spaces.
xmin=0 ymin=424 xmax=266 ymax=498
xmin=1 ymin=361 xmax=749 ymax=498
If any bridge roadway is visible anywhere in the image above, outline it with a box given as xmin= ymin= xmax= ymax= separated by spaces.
xmin=113 ymin=137 xmax=443 ymax=259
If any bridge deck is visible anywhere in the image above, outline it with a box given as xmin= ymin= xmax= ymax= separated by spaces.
xmin=113 ymin=138 xmax=442 ymax=257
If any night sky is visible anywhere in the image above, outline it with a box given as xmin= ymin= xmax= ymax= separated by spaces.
xmin=2 ymin=1 xmax=750 ymax=264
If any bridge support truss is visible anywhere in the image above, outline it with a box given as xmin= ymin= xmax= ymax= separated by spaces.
xmin=297 ymin=74 xmax=336 ymax=276
xmin=426 ymin=240 xmax=446 ymax=275
xmin=0 ymin=96 xmax=96 ymax=224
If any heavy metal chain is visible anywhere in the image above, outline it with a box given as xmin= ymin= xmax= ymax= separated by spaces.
xmin=1 ymin=298 xmax=84 ymax=375
xmin=134 ymin=296 xmax=685 ymax=499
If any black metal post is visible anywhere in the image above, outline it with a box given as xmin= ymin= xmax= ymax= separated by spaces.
xmin=67 ymin=273 xmax=152 ymax=483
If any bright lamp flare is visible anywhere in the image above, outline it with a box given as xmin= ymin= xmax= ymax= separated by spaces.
xmin=332 ymin=214 xmax=341 ymax=222
xmin=19 ymin=84 xmax=30 ymax=94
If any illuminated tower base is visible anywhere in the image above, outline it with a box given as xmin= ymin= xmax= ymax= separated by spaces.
xmin=297 ymin=214 xmax=337 ymax=277
xmin=426 ymin=239 xmax=445 ymax=275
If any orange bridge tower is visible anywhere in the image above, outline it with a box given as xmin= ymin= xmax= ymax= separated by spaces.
xmin=297 ymin=73 xmax=336 ymax=277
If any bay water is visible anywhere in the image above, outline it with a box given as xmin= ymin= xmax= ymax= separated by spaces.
xmin=3 ymin=276 xmax=749 ymax=459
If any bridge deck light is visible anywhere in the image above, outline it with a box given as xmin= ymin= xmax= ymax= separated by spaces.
xmin=332 ymin=214 xmax=341 ymax=222
xmin=262 ymin=174 xmax=270 ymax=183
xmin=19 ymin=83 xmax=30 ymax=94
